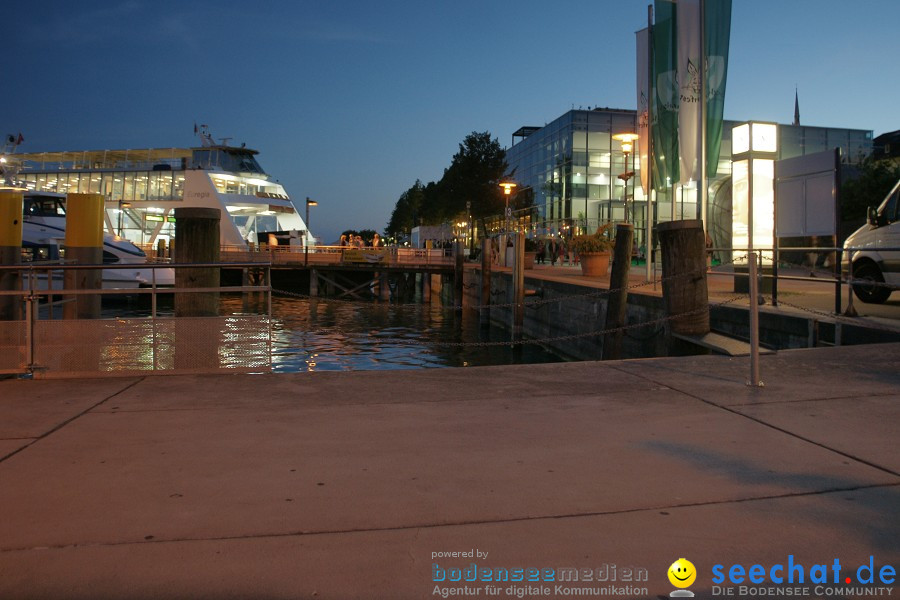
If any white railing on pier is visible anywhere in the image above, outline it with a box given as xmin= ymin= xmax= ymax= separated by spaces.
xmin=218 ymin=245 xmax=454 ymax=268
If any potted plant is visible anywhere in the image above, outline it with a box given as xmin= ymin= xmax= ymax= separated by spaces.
xmin=571 ymin=224 xmax=614 ymax=277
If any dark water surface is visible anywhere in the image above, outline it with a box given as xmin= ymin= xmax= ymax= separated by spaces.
xmin=93 ymin=293 xmax=565 ymax=372
xmin=262 ymin=296 xmax=565 ymax=372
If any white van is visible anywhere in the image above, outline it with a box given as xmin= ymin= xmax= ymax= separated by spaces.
xmin=844 ymin=178 xmax=900 ymax=303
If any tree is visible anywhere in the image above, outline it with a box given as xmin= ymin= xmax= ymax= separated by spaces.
xmin=385 ymin=131 xmax=514 ymax=236
xmin=841 ymin=157 xmax=900 ymax=224
xmin=439 ymin=131 xmax=510 ymax=222
xmin=386 ymin=180 xmax=425 ymax=237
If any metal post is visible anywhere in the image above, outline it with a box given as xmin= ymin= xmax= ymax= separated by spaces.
xmin=772 ymin=158 xmax=779 ymax=306
xmin=699 ymin=0 xmax=708 ymax=228
xmin=25 ymin=290 xmax=34 ymax=374
xmin=151 ymin=266 xmax=158 ymax=319
xmin=481 ymin=237 xmax=491 ymax=327
xmin=748 ymin=250 xmax=762 ymax=387
xmin=305 ymin=198 xmax=310 ymax=267
xmin=833 ymin=147 xmax=843 ymax=315
xmin=646 ymin=3 xmax=654 ymax=284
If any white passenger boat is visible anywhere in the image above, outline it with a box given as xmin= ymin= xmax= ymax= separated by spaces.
xmin=13 ymin=125 xmax=313 ymax=252
xmin=22 ymin=191 xmax=175 ymax=289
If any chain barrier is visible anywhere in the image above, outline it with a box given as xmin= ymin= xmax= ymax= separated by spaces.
xmin=272 ymin=257 xmax=745 ymax=312
xmin=269 ymin=255 xmax=898 ymax=348
xmin=275 ymin=294 xmax=747 ymax=349
xmin=772 ymin=298 xmax=900 ymax=335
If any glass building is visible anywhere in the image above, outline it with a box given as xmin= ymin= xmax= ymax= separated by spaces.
xmin=505 ymin=107 xmax=873 ymax=253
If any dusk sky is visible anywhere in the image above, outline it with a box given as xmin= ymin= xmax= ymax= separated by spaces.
xmin=7 ymin=0 xmax=898 ymax=244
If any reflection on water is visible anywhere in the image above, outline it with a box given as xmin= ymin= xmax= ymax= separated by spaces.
xmin=261 ymin=296 xmax=565 ymax=372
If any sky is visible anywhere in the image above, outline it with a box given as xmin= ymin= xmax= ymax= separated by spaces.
xmin=5 ymin=0 xmax=898 ymax=244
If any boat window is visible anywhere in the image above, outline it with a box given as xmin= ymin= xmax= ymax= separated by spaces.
xmin=21 ymin=245 xmax=54 ymax=262
xmin=102 ymin=251 xmax=120 ymax=264
xmin=25 ymin=197 xmax=66 ymax=217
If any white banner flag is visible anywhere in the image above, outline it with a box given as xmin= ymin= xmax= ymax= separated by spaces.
xmin=677 ymin=0 xmax=701 ymax=185
xmin=636 ymin=27 xmax=650 ymax=196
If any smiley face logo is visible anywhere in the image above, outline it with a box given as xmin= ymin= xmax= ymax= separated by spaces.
xmin=668 ymin=558 xmax=697 ymax=588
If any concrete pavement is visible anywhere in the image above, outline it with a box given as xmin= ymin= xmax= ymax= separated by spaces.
xmin=0 ymin=343 xmax=898 ymax=599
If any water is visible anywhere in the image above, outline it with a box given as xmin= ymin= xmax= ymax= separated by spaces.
xmin=90 ymin=293 xmax=564 ymax=372
xmin=263 ymin=296 xmax=565 ymax=372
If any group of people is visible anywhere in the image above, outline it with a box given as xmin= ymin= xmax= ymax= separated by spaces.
xmin=536 ymin=238 xmax=577 ymax=266
xmin=489 ymin=236 xmax=579 ymax=266
xmin=339 ymin=233 xmax=382 ymax=248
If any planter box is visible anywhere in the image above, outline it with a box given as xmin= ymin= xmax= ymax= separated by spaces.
xmin=579 ymin=252 xmax=610 ymax=277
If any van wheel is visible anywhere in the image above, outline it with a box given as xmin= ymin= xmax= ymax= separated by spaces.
xmin=852 ymin=262 xmax=891 ymax=304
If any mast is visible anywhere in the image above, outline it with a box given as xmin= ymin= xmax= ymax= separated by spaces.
xmin=646 ymin=3 xmax=654 ymax=282
xmin=700 ymin=0 xmax=708 ymax=231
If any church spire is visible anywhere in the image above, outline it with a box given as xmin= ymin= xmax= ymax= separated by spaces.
xmin=793 ymin=87 xmax=800 ymax=126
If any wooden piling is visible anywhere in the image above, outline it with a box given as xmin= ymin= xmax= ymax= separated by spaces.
xmin=602 ymin=223 xmax=633 ymax=360
xmin=513 ymin=231 xmax=525 ymax=341
xmin=656 ymin=219 xmax=709 ymax=336
xmin=174 ymin=207 xmax=220 ymax=317
xmin=453 ymin=241 xmax=464 ymax=310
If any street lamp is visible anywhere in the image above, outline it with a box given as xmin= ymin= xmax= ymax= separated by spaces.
xmin=499 ymin=180 xmax=516 ymax=232
xmin=305 ymin=197 xmax=318 ymax=266
xmin=612 ymin=132 xmax=639 ymax=223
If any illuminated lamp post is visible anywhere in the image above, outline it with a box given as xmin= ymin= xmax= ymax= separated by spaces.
xmin=499 ymin=181 xmax=517 ymax=267
xmin=305 ymin=197 xmax=317 ymax=266
xmin=731 ymin=122 xmax=777 ymax=267
xmin=612 ymin=132 xmax=639 ymax=223
xmin=499 ymin=181 xmax=517 ymax=231
xmin=731 ymin=121 xmax=777 ymax=387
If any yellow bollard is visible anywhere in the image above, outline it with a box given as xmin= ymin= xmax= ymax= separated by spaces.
xmin=64 ymin=193 xmax=105 ymax=319
xmin=0 ymin=191 xmax=24 ymax=320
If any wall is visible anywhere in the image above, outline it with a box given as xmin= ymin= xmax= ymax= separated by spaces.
xmin=463 ymin=267 xmax=900 ymax=360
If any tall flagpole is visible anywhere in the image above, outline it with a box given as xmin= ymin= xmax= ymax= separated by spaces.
xmin=646 ymin=3 xmax=654 ymax=282
xmin=700 ymin=0 xmax=708 ymax=231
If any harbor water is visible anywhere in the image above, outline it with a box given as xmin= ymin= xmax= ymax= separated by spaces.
xmin=95 ymin=294 xmax=566 ymax=373
xmin=264 ymin=295 xmax=565 ymax=372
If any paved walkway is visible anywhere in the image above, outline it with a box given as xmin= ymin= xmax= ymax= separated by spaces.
xmin=506 ymin=262 xmax=900 ymax=328
xmin=1 ymin=343 xmax=898 ymax=599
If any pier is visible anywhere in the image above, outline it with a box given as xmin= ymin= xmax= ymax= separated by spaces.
xmin=0 ymin=343 xmax=898 ymax=598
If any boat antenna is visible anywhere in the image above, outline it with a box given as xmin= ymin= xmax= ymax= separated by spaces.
xmin=198 ymin=124 xmax=216 ymax=148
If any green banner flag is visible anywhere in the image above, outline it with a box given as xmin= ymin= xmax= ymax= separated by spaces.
xmin=653 ymin=0 xmax=679 ymax=192
xmin=705 ymin=0 xmax=732 ymax=178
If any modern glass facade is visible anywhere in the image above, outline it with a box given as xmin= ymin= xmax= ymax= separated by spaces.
xmin=505 ymin=107 xmax=873 ymax=253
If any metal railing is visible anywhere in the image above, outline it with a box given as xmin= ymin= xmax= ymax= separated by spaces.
xmin=218 ymin=244 xmax=455 ymax=267
xmin=0 ymin=262 xmax=272 ymax=378
xmin=706 ymin=245 xmax=900 ymax=316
